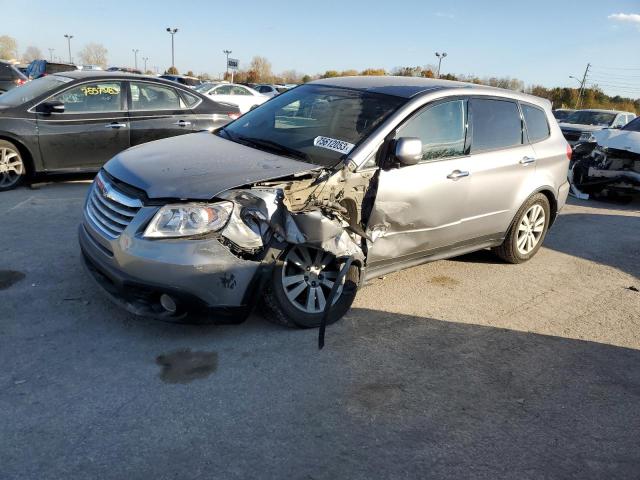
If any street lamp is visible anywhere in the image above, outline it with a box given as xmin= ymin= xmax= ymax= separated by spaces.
xmin=142 ymin=57 xmax=149 ymax=73
xmin=435 ymin=52 xmax=447 ymax=79
xmin=223 ymin=49 xmax=232 ymax=79
xmin=132 ymin=49 xmax=139 ymax=70
xmin=64 ymin=34 xmax=74 ymax=64
xmin=166 ymin=27 xmax=178 ymax=69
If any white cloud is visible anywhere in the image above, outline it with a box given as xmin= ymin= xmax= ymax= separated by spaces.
xmin=434 ymin=12 xmax=454 ymax=19
xmin=608 ymin=13 xmax=640 ymax=24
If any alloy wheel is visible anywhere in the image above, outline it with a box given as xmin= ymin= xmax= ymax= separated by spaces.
xmin=0 ymin=147 xmax=25 ymax=189
xmin=516 ymin=204 xmax=546 ymax=255
xmin=281 ymin=246 xmax=342 ymax=314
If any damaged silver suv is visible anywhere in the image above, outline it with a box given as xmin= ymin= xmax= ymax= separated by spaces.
xmin=79 ymin=76 xmax=571 ymax=327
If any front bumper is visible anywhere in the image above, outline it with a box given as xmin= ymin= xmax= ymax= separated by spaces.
xmin=79 ymin=206 xmax=264 ymax=318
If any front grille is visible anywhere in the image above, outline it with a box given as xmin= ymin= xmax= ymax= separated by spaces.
xmin=85 ymin=172 xmax=142 ymax=239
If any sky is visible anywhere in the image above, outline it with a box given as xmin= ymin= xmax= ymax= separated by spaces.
xmin=2 ymin=0 xmax=639 ymax=98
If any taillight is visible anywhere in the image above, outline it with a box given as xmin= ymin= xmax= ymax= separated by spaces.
xmin=15 ymin=79 xmax=26 ymax=86
xmin=228 ymin=113 xmax=240 ymax=120
xmin=566 ymin=143 xmax=572 ymax=162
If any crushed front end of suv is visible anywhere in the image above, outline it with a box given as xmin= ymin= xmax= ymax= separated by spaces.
xmin=571 ymin=116 xmax=640 ymax=196
xmin=79 ymin=77 xmax=570 ymax=328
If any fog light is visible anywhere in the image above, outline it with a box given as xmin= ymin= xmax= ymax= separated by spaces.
xmin=160 ymin=294 xmax=177 ymax=313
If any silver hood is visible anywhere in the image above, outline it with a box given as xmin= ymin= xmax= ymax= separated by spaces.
xmin=104 ymin=131 xmax=321 ymax=200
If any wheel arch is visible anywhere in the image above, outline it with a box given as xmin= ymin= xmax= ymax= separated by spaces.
xmin=0 ymin=133 xmax=37 ymax=175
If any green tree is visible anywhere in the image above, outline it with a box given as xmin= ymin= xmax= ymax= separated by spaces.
xmin=165 ymin=66 xmax=179 ymax=75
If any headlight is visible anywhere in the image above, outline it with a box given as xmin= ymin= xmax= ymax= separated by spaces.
xmin=144 ymin=202 xmax=233 ymax=238
xmin=579 ymin=132 xmax=596 ymax=142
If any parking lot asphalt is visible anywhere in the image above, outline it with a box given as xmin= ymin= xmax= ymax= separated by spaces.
xmin=1 ymin=180 xmax=639 ymax=480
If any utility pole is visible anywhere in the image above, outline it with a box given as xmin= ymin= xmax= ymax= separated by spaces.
xmin=166 ymin=27 xmax=178 ymax=70
xmin=223 ymin=50 xmax=232 ymax=80
xmin=574 ymin=63 xmax=591 ymax=109
xmin=435 ymin=52 xmax=447 ymax=79
xmin=48 ymin=48 xmax=55 ymax=61
xmin=132 ymin=49 xmax=139 ymax=70
xmin=142 ymin=57 xmax=149 ymax=72
xmin=64 ymin=34 xmax=73 ymax=63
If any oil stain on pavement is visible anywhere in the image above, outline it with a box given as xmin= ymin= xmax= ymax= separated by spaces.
xmin=0 ymin=270 xmax=25 ymax=290
xmin=155 ymin=349 xmax=218 ymax=384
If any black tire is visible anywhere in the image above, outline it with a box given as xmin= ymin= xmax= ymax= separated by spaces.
xmin=494 ymin=193 xmax=551 ymax=264
xmin=0 ymin=139 xmax=27 ymax=192
xmin=262 ymin=246 xmax=360 ymax=328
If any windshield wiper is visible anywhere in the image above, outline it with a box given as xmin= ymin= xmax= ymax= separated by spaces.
xmin=236 ymin=136 xmax=310 ymax=161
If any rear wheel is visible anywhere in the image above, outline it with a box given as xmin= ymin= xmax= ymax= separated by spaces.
xmin=494 ymin=193 xmax=550 ymax=264
xmin=0 ymin=140 xmax=26 ymax=191
xmin=262 ymin=245 xmax=359 ymax=328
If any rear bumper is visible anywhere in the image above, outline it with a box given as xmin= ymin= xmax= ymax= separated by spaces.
xmin=79 ymin=218 xmax=265 ymax=319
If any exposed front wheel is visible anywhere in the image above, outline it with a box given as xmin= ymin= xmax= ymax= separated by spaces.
xmin=0 ymin=140 xmax=26 ymax=192
xmin=262 ymin=245 xmax=359 ymax=328
xmin=494 ymin=193 xmax=550 ymax=264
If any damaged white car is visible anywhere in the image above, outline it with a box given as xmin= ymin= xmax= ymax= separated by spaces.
xmin=79 ymin=77 xmax=570 ymax=327
xmin=571 ymin=116 xmax=640 ymax=197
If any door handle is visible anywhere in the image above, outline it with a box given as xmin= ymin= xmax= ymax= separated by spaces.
xmin=173 ymin=120 xmax=192 ymax=127
xmin=446 ymin=170 xmax=470 ymax=180
xmin=520 ymin=156 xmax=536 ymax=165
xmin=105 ymin=122 xmax=127 ymax=129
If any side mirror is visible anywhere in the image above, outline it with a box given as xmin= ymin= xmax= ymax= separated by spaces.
xmin=37 ymin=100 xmax=65 ymax=114
xmin=394 ymin=137 xmax=423 ymax=166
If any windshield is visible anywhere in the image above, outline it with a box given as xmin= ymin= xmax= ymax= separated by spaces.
xmin=553 ymin=110 xmax=572 ymax=120
xmin=563 ymin=111 xmax=616 ymax=126
xmin=622 ymin=116 xmax=640 ymax=132
xmin=195 ymin=82 xmax=215 ymax=93
xmin=0 ymin=75 xmax=72 ymax=107
xmin=220 ymin=84 xmax=406 ymax=167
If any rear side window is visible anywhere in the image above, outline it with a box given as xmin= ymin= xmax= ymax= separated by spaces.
xmin=131 ymin=82 xmax=182 ymax=110
xmin=522 ymin=104 xmax=550 ymax=143
xmin=395 ymin=99 xmax=467 ymax=161
xmin=470 ymin=98 xmax=523 ymax=152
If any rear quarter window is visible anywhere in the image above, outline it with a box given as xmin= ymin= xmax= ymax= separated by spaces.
xmin=522 ymin=103 xmax=550 ymax=143
xmin=470 ymin=98 xmax=523 ymax=152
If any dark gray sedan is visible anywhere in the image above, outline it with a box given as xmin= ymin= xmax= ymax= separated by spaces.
xmin=0 ymin=71 xmax=240 ymax=191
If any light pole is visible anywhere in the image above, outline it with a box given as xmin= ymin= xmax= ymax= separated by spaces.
xmin=64 ymin=34 xmax=74 ymax=64
xmin=435 ymin=52 xmax=447 ymax=79
xmin=48 ymin=48 xmax=55 ymax=61
xmin=166 ymin=27 xmax=178 ymax=70
xmin=142 ymin=57 xmax=149 ymax=73
xmin=223 ymin=49 xmax=232 ymax=79
xmin=132 ymin=49 xmax=139 ymax=70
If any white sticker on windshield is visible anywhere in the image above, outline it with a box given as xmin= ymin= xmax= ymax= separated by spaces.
xmin=313 ymin=136 xmax=355 ymax=155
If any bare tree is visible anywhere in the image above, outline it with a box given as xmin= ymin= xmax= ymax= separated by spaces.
xmin=249 ymin=56 xmax=273 ymax=82
xmin=22 ymin=46 xmax=43 ymax=63
xmin=78 ymin=43 xmax=108 ymax=68
xmin=0 ymin=35 xmax=18 ymax=60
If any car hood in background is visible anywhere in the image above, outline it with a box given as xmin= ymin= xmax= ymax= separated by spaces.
xmin=104 ymin=131 xmax=320 ymax=200
xmin=594 ymin=129 xmax=640 ymax=154
xmin=558 ymin=123 xmax=608 ymax=133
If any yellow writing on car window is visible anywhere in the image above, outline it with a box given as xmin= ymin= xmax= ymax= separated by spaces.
xmin=81 ymin=86 xmax=120 ymax=96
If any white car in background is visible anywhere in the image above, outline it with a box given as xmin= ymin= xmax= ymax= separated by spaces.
xmin=195 ymin=83 xmax=268 ymax=113
xmin=254 ymin=84 xmax=289 ymax=98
